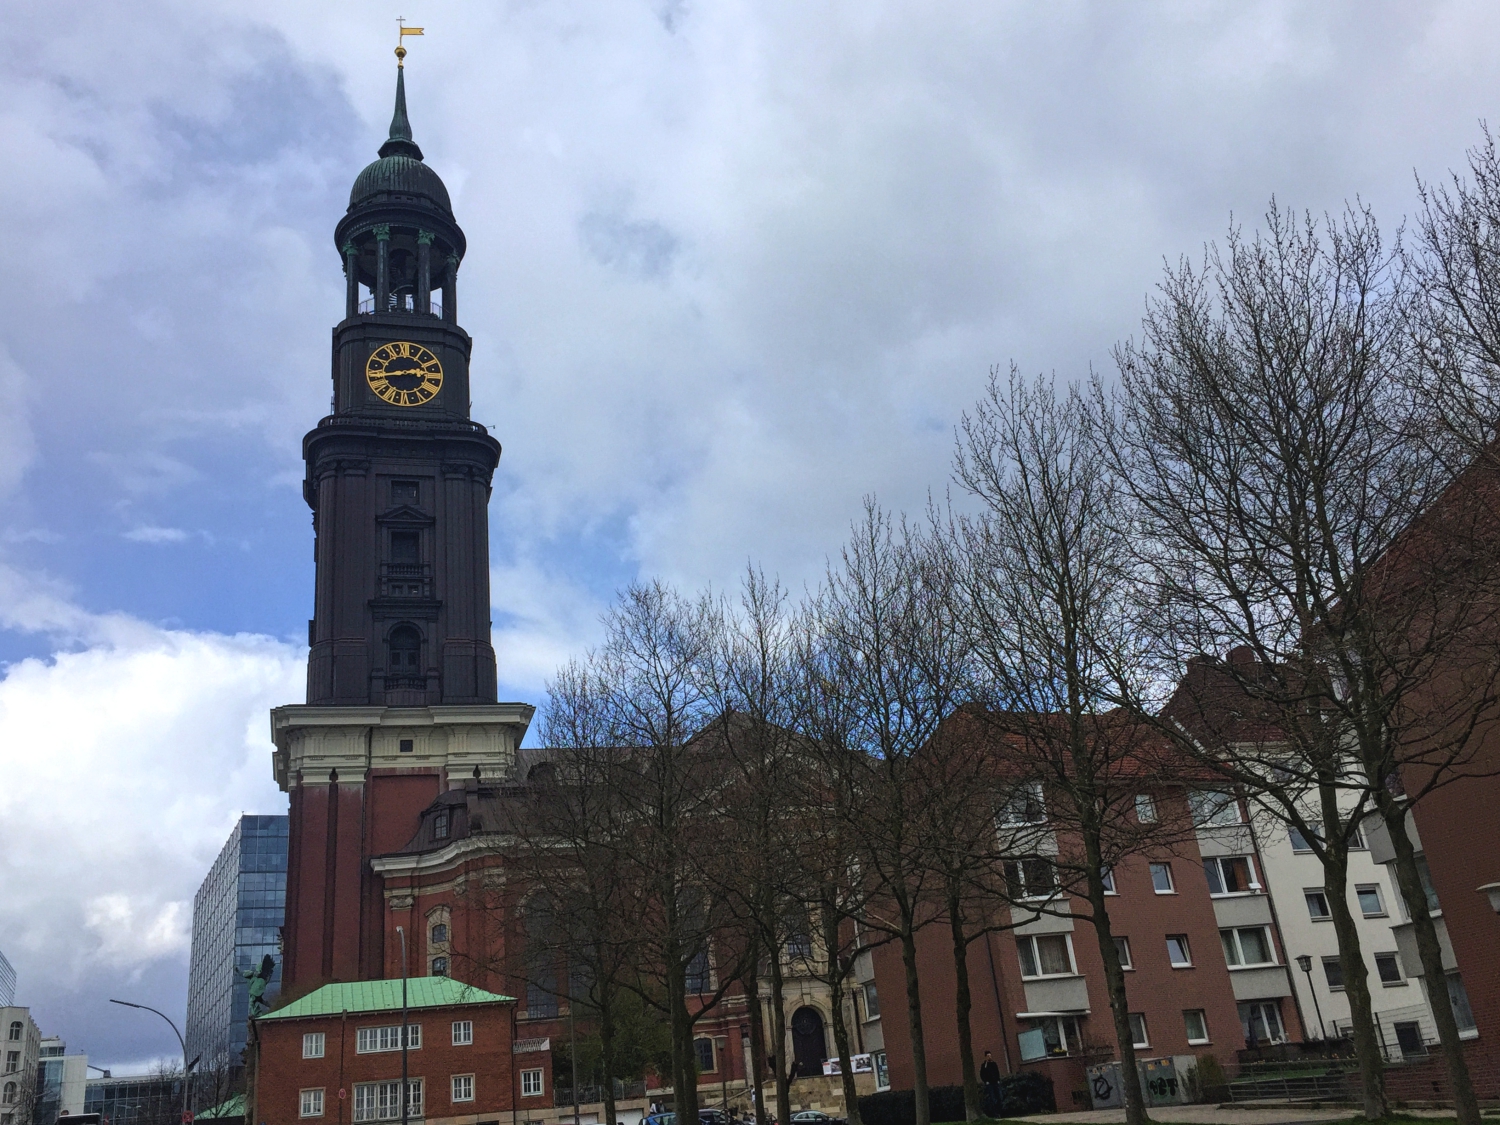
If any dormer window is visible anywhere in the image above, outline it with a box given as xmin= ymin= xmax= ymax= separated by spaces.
xmin=434 ymin=811 xmax=450 ymax=840
xmin=392 ymin=480 xmax=419 ymax=504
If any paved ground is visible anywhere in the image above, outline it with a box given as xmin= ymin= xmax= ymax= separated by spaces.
xmin=1015 ymin=1108 xmax=1456 ymax=1124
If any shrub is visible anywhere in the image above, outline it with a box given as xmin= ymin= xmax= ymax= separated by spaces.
xmin=857 ymin=1074 xmax=1054 ymax=1125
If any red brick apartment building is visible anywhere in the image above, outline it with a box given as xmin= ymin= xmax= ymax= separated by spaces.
xmin=250 ymin=978 xmax=533 ymax=1125
xmin=866 ymin=786 xmax=1304 ymax=1108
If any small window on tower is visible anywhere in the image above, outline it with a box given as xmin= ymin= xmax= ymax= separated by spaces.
xmin=434 ymin=811 xmax=450 ymax=840
xmin=391 ymin=531 xmax=420 ymax=563
xmin=392 ymin=480 xmax=419 ymax=504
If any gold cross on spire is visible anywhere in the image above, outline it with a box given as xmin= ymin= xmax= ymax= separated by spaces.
xmin=395 ymin=18 xmax=424 ymax=65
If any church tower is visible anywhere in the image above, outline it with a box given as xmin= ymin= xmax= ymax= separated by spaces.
xmin=272 ymin=53 xmax=532 ymax=996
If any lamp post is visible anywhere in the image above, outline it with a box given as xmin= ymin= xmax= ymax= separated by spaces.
xmin=1294 ymin=956 xmax=1327 ymax=1041
xmin=108 ymin=1000 xmax=198 ymax=1122
xmin=396 ymin=927 xmax=410 ymax=1125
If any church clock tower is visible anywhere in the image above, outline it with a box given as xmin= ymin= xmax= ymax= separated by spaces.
xmin=271 ymin=54 xmax=532 ymax=996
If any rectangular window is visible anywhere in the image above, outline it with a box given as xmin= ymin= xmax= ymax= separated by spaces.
xmin=1017 ymin=934 xmax=1075 ymax=978
xmin=1166 ymin=934 xmax=1192 ymax=967
xmin=451 ymin=1075 xmax=474 ymax=1103
xmin=1304 ymin=889 xmax=1331 ymax=920
xmin=390 ymin=531 xmax=420 ymax=563
xmin=1113 ymin=936 xmax=1132 ymax=969
xmin=1184 ymin=1009 xmax=1209 ymax=1045
xmin=1289 ymin=821 xmax=1321 ymax=852
xmin=1221 ymin=926 xmax=1275 ymax=967
xmin=300 ymin=1089 xmax=324 ymax=1119
xmin=1240 ymin=1001 xmax=1286 ymax=1045
xmin=1135 ymin=794 xmax=1157 ymax=823
xmin=1204 ymin=855 xmax=1259 ymax=895
xmin=862 ymin=982 xmax=880 ymax=1020
xmin=1375 ymin=952 xmax=1404 ymax=985
xmin=3 ymin=1052 xmax=15 ymax=1074
xmin=352 ymin=1080 xmax=421 ymax=1122
xmin=1189 ymin=791 xmax=1242 ymax=826
xmin=391 ymin=480 xmax=419 ymax=503
xmin=695 ymin=1037 xmax=716 ymax=1072
xmin=1003 ymin=857 xmax=1058 ymax=900
xmin=1129 ymin=1013 xmax=1149 ymax=1048
xmin=303 ymin=1032 xmax=325 ymax=1059
xmin=1447 ymin=973 xmax=1477 ymax=1033
xmin=452 ymin=1020 xmax=473 ymax=1046
xmin=521 ymin=1069 xmax=545 ymax=1098
xmin=1323 ymin=955 xmax=1345 ymax=990
xmin=1019 ymin=1015 xmax=1081 ymax=1060
xmin=874 ymin=1051 xmax=890 ymax=1092
xmin=355 ymin=1025 xmax=420 ymax=1053
xmin=1356 ymin=884 xmax=1386 ymax=917
xmin=1100 ymin=866 xmax=1116 ymax=894
xmin=998 ymin=781 xmax=1046 ymax=826
xmin=1150 ymin=863 xmax=1175 ymax=893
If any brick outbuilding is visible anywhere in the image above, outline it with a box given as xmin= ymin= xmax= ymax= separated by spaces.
xmin=250 ymin=978 xmax=532 ymax=1125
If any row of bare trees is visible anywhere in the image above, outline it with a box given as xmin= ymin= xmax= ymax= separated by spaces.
xmin=506 ymin=131 xmax=1500 ymax=1125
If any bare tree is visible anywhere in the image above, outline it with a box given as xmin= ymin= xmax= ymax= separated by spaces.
xmin=949 ymin=367 xmax=1174 ymax=1125
xmin=1109 ymin=202 xmax=1500 ymax=1125
xmin=799 ymin=501 xmax=970 ymax=1125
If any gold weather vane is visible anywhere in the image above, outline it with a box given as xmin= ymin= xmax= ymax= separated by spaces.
xmin=395 ymin=18 xmax=424 ymax=65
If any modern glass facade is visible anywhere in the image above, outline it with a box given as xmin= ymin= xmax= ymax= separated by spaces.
xmin=83 ymin=1075 xmax=183 ymax=1125
xmin=183 ymin=816 xmax=287 ymax=1086
xmin=0 ymin=950 xmax=13 ymax=1008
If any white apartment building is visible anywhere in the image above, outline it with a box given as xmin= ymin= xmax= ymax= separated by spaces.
xmin=1 ymin=1007 xmax=42 ymax=1125
xmin=1253 ymin=808 xmax=1439 ymax=1058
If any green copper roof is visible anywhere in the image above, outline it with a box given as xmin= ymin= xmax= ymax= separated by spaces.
xmin=258 ymin=977 xmax=514 ymax=1021
xmin=198 ymin=1095 xmax=245 ymax=1119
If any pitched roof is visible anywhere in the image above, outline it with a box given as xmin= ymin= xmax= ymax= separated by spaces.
xmin=198 ymin=1095 xmax=245 ymax=1119
xmin=258 ymin=977 xmax=514 ymax=1021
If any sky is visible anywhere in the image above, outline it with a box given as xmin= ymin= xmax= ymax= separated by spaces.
xmin=2 ymin=0 xmax=1499 ymax=1074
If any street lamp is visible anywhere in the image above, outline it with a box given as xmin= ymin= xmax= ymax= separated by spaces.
xmin=1293 ymin=956 xmax=1327 ymax=1041
xmin=108 ymin=1000 xmax=198 ymax=1122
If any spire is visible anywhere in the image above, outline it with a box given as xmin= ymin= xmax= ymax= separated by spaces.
xmin=378 ymin=53 xmax=424 ymax=161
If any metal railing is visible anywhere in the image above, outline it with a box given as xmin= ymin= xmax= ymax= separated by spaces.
xmin=358 ymin=293 xmax=444 ymax=316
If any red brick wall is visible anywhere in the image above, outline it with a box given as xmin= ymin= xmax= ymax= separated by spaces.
xmin=255 ymin=1002 xmax=525 ymax=1125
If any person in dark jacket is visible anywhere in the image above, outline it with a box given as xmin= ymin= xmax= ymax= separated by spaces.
xmin=980 ymin=1051 xmax=1002 ymax=1115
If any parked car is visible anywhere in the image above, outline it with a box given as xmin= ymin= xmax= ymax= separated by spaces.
xmin=791 ymin=1113 xmax=846 ymax=1125
xmin=645 ymin=1110 xmax=734 ymax=1125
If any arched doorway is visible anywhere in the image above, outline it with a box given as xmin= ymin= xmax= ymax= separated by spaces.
xmin=790 ymin=1006 xmax=826 ymax=1077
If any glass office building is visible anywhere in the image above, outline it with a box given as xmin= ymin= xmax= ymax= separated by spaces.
xmin=0 ymin=949 xmax=14 ymax=1007
xmin=183 ymin=816 xmax=287 ymax=1088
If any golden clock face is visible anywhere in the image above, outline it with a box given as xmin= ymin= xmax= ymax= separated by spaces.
xmin=366 ymin=341 xmax=443 ymax=406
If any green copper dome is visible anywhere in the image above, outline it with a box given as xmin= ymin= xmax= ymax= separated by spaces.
xmin=348 ymin=66 xmax=453 ymax=216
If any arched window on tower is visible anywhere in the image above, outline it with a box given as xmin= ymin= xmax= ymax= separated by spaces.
xmin=389 ymin=625 xmax=422 ymax=682
xmin=4 ymin=1022 xmax=18 ymax=1042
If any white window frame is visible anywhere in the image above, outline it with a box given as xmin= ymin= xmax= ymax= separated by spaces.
xmin=1004 ymin=856 xmax=1059 ymax=900
xmin=1304 ymin=888 xmax=1331 ymax=920
xmin=1016 ymin=933 xmax=1076 ymax=979
xmin=452 ymin=1020 xmax=473 ymax=1046
xmin=1355 ymin=883 xmax=1386 ymax=918
xmin=1128 ymin=1013 xmax=1149 ymax=1049
xmin=355 ymin=1024 xmax=420 ymax=1053
xmin=1100 ymin=866 xmax=1117 ymax=894
xmin=1374 ymin=952 xmax=1405 ymax=987
xmin=1204 ymin=854 xmax=1261 ymax=896
xmin=1221 ymin=926 xmax=1277 ymax=967
xmin=352 ymin=1079 xmax=422 ymax=1123
xmin=1135 ymin=794 xmax=1157 ymax=823
xmin=1189 ymin=790 xmax=1242 ymax=827
xmin=1184 ymin=1009 xmax=1210 ymax=1045
xmin=998 ymin=781 xmax=1047 ymax=827
xmin=1150 ymin=863 xmax=1175 ymax=894
xmin=300 ymin=1089 xmax=324 ymax=1119
xmin=302 ymin=1032 xmax=326 ymax=1059
xmin=521 ymin=1068 xmax=545 ymax=1098
xmin=1240 ymin=1000 xmax=1286 ymax=1044
xmin=862 ymin=982 xmax=880 ymax=1021
xmin=1166 ymin=933 xmax=1193 ymax=967
xmin=1113 ymin=935 xmax=1132 ymax=970
xmin=1322 ymin=955 xmax=1345 ymax=991
xmin=451 ymin=1075 xmax=475 ymax=1103
xmin=1021 ymin=1015 xmax=1081 ymax=1059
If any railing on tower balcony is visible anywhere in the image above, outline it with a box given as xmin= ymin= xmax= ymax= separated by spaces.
xmin=358 ymin=292 xmax=444 ymax=317
xmin=380 ymin=562 xmax=432 ymax=599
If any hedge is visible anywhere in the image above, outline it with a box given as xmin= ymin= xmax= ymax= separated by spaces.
xmin=857 ymin=1073 xmax=1055 ymax=1125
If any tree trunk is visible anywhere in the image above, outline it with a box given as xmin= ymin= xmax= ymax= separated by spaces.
xmin=599 ymin=993 xmax=620 ymax=1125
xmin=769 ymin=941 xmax=791 ymax=1125
xmin=1377 ymin=793 xmax=1481 ymax=1125
xmin=829 ymin=971 xmax=864 ymax=1125
xmin=945 ymin=885 xmax=981 ymax=1121
xmin=1315 ymin=797 xmax=1388 ymax=1120
xmin=746 ymin=956 xmax=770 ymax=1125
xmin=900 ymin=916 xmax=931 ymax=1125
xmin=1084 ymin=866 xmax=1150 ymax=1125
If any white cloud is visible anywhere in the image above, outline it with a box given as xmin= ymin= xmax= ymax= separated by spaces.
xmin=123 ymin=526 xmax=192 ymax=544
